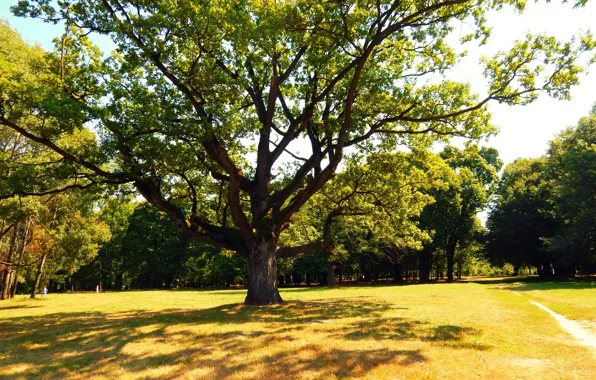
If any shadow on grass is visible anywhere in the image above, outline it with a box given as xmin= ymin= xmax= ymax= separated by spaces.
xmin=461 ymin=276 xmax=539 ymax=285
xmin=0 ymin=299 xmax=486 ymax=379
xmin=0 ymin=304 xmax=40 ymax=311
xmin=499 ymin=280 xmax=596 ymax=291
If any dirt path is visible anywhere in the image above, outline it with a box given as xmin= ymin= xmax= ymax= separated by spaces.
xmin=512 ymin=291 xmax=596 ymax=350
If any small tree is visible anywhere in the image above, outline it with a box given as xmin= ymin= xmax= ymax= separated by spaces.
xmin=418 ymin=145 xmax=501 ymax=281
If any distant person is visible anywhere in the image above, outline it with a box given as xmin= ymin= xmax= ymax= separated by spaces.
xmin=42 ymin=286 xmax=48 ymax=297
xmin=96 ymin=285 xmax=100 ymax=293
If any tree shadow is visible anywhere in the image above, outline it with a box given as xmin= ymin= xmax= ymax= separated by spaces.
xmin=0 ymin=304 xmax=40 ymax=311
xmin=0 ymin=299 xmax=487 ymax=378
xmin=335 ymin=318 xmax=490 ymax=351
xmin=506 ymin=281 xmax=596 ymax=291
xmin=461 ymin=276 xmax=539 ymax=285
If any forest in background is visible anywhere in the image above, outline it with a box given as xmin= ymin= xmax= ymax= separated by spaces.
xmin=3 ymin=105 xmax=595 ymax=296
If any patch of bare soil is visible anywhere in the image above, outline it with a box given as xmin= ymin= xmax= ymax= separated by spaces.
xmin=578 ymin=320 xmax=596 ymax=337
xmin=529 ymin=300 xmax=596 ymax=350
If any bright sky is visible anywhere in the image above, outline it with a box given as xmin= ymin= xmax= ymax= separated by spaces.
xmin=1 ymin=0 xmax=595 ymax=166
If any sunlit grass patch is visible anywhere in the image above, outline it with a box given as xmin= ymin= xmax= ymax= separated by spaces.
xmin=506 ymin=281 xmax=596 ymax=331
xmin=1 ymin=282 xmax=595 ymax=379
xmin=505 ymin=280 xmax=596 ymax=339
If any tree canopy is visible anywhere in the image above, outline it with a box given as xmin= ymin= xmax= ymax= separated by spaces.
xmin=488 ymin=106 xmax=596 ymax=275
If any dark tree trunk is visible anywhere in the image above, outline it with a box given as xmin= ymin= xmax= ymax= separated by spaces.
xmin=116 ymin=272 xmax=123 ymax=290
xmin=99 ymin=259 xmax=104 ymax=292
xmin=244 ymin=239 xmax=282 ymax=305
xmin=1 ymin=224 xmax=19 ymax=300
xmin=446 ymin=257 xmax=454 ymax=281
xmin=327 ymin=253 xmax=336 ymax=287
xmin=30 ymin=252 xmax=48 ymax=299
xmin=446 ymin=240 xmax=457 ymax=282
xmin=419 ymin=247 xmax=433 ymax=283
xmin=513 ymin=264 xmax=520 ymax=276
xmin=392 ymin=263 xmax=402 ymax=283
xmin=456 ymin=258 xmax=463 ymax=279
xmin=319 ymin=272 xmax=327 ymax=286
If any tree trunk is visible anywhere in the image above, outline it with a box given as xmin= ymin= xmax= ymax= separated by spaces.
xmin=513 ymin=264 xmax=520 ymax=276
xmin=327 ymin=256 xmax=336 ymax=287
xmin=10 ymin=218 xmax=30 ymax=298
xmin=392 ymin=263 xmax=402 ymax=283
xmin=419 ymin=247 xmax=433 ymax=283
xmin=30 ymin=252 xmax=48 ymax=299
xmin=1 ymin=272 xmax=12 ymax=300
xmin=10 ymin=275 xmax=18 ymax=298
xmin=1 ymin=224 xmax=19 ymax=300
xmin=445 ymin=239 xmax=457 ymax=282
xmin=244 ymin=239 xmax=283 ymax=305
xmin=457 ymin=258 xmax=463 ymax=279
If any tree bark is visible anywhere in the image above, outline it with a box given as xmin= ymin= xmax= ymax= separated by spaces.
xmin=327 ymin=254 xmax=336 ymax=287
xmin=1 ymin=272 xmax=12 ymax=300
xmin=30 ymin=252 xmax=48 ymax=299
xmin=244 ymin=238 xmax=282 ymax=305
xmin=10 ymin=275 xmax=18 ymax=298
xmin=1 ymin=224 xmax=19 ymax=300
xmin=10 ymin=218 xmax=30 ymax=298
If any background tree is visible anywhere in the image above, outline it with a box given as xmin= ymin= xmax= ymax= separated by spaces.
xmin=486 ymin=157 xmax=557 ymax=275
xmin=546 ymin=108 xmax=596 ymax=274
xmin=92 ymin=196 xmax=136 ymax=291
xmin=75 ymin=199 xmax=245 ymax=290
xmin=26 ymin=192 xmax=109 ymax=298
xmin=418 ymin=145 xmax=502 ymax=282
xmin=487 ymin=106 xmax=596 ymax=276
xmin=280 ymin=150 xmax=441 ymax=285
xmin=453 ymin=218 xmax=485 ymax=279
xmin=3 ymin=1 xmax=594 ymax=304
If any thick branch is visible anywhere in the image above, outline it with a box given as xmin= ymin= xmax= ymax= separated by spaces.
xmin=134 ymin=178 xmax=241 ymax=250
xmin=0 ymin=118 xmax=128 ymax=181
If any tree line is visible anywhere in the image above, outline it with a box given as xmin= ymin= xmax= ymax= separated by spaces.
xmin=487 ymin=107 xmax=596 ymax=276
xmin=4 ymin=105 xmax=594 ymax=296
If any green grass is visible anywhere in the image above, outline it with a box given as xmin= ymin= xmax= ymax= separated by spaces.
xmin=1 ymin=282 xmax=595 ymax=379
xmin=506 ymin=281 xmax=596 ymax=335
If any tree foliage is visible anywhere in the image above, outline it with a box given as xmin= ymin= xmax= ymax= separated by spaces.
xmin=418 ymin=145 xmax=501 ymax=281
xmin=488 ymin=107 xmax=596 ymax=275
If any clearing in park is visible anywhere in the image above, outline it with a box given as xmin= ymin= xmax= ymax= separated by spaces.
xmin=1 ymin=281 xmax=595 ymax=379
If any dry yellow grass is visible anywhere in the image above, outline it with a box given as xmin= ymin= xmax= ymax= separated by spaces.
xmin=1 ymin=282 xmax=595 ymax=379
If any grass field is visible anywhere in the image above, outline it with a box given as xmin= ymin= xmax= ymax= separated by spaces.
xmin=1 ymin=281 xmax=595 ymax=379
xmin=507 ymin=281 xmax=596 ymax=335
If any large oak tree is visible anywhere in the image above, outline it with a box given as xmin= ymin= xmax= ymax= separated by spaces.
xmin=1 ymin=1 xmax=593 ymax=304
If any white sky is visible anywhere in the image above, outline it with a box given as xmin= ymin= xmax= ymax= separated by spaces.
xmin=450 ymin=1 xmax=596 ymax=164
xmin=1 ymin=0 xmax=595 ymax=167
